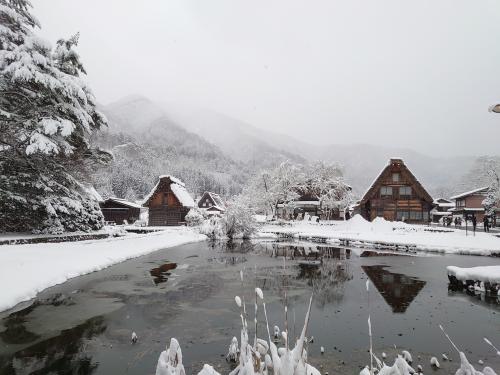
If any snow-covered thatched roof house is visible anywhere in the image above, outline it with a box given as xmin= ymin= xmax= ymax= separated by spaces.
xmin=357 ymin=158 xmax=433 ymax=223
xmin=198 ymin=191 xmax=226 ymax=215
xmin=143 ymin=175 xmax=195 ymax=226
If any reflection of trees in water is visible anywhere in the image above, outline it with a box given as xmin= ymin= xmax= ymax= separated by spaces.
xmin=0 ymin=316 xmax=106 ymax=375
xmin=297 ymin=259 xmax=353 ymax=308
xmin=210 ymin=240 xmax=354 ymax=308
xmin=0 ymin=293 xmax=77 ymax=346
xmin=207 ymin=239 xmax=255 ymax=254
xmin=205 ymin=240 xmax=252 ymax=265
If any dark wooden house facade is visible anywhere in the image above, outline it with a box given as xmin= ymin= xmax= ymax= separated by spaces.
xmin=143 ymin=175 xmax=195 ymax=226
xmin=358 ymin=158 xmax=433 ymax=223
xmin=100 ymin=198 xmax=141 ymax=225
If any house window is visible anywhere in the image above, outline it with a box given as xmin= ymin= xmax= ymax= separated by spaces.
xmin=456 ymin=199 xmax=465 ymax=207
xmin=392 ymin=173 xmax=400 ymax=182
xmin=380 ymin=186 xmax=392 ymax=197
xmin=423 ymin=211 xmax=429 ymax=221
xmin=376 ymin=208 xmax=384 ymax=217
xmin=409 ymin=211 xmax=422 ymax=220
xmin=396 ymin=211 xmax=409 ymax=221
xmin=399 ymin=186 xmax=411 ymax=199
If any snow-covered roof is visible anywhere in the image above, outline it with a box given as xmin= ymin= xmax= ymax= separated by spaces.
xmin=171 ymin=182 xmax=195 ymax=207
xmin=159 ymin=175 xmax=185 ymax=187
xmin=450 ymin=187 xmax=489 ymax=200
xmin=294 ymin=201 xmax=320 ymax=206
xmin=104 ymin=197 xmax=142 ymax=209
xmin=199 ymin=191 xmax=226 ymax=210
xmin=432 ymin=198 xmax=453 ymax=205
xmin=143 ymin=175 xmax=195 ymax=207
xmin=432 ymin=198 xmax=454 ymax=208
xmin=448 ymin=207 xmax=484 ymax=212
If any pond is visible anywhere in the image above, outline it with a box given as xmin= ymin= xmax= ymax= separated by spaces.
xmin=0 ymin=240 xmax=499 ymax=374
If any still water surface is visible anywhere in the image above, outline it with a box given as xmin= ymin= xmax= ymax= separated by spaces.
xmin=0 ymin=240 xmax=499 ymax=374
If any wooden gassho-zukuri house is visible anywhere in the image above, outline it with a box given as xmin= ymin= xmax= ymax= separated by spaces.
xmin=358 ymin=158 xmax=433 ymax=223
xmin=143 ymin=175 xmax=195 ymax=226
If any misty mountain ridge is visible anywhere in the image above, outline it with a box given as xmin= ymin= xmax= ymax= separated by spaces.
xmin=98 ymin=95 xmax=484 ymax=199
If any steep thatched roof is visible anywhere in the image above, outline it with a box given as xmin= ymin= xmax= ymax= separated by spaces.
xmin=360 ymin=158 xmax=433 ymax=204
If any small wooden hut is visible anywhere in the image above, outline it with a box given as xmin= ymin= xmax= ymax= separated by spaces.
xmin=143 ymin=175 xmax=195 ymax=226
xmin=198 ymin=191 xmax=226 ymax=215
xmin=100 ymin=198 xmax=141 ymax=225
xmin=358 ymin=158 xmax=433 ymax=223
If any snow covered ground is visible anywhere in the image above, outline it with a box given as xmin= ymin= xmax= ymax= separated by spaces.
xmin=0 ymin=227 xmax=206 ymax=312
xmin=259 ymin=215 xmax=500 ymax=256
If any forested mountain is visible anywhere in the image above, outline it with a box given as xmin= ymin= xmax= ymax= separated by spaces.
xmin=93 ymin=114 xmax=247 ymax=200
xmin=92 ymin=96 xmax=305 ymax=200
xmin=93 ymin=95 xmax=483 ymax=202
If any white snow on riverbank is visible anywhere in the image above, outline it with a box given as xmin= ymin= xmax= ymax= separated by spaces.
xmin=260 ymin=215 xmax=500 ymax=256
xmin=447 ymin=265 xmax=500 ymax=284
xmin=0 ymin=227 xmax=206 ymax=313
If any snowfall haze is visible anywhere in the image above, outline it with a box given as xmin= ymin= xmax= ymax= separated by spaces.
xmin=31 ymin=0 xmax=500 ymax=157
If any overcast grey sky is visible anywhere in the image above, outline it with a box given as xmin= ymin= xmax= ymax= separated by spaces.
xmin=32 ymin=0 xmax=500 ymax=156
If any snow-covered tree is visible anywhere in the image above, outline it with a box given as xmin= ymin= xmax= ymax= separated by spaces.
xmin=243 ymin=161 xmax=304 ymax=218
xmin=243 ymin=161 xmax=351 ymax=220
xmin=481 ymin=159 xmax=500 ymax=221
xmin=306 ymin=161 xmax=352 ymax=219
xmin=185 ymin=207 xmax=205 ymax=227
xmin=222 ymin=195 xmax=259 ymax=239
xmin=0 ymin=0 xmax=110 ymax=233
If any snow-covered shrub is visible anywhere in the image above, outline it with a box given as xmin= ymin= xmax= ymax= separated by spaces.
xmin=222 ymin=195 xmax=259 ymax=239
xmin=199 ymin=216 xmax=225 ymax=239
xmin=199 ymin=196 xmax=258 ymax=239
xmin=0 ymin=1 xmax=111 ymax=233
xmin=185 ymin=207 xmax=205 ymax=227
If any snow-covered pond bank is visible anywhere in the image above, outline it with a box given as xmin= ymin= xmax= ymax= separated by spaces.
xmin=0 ymin=240 xmax=499 ymax=374
xmin=0 ymin=227 xmax=206 ymax=312
xmin=259 ymin=216 xmax=500 ymax=256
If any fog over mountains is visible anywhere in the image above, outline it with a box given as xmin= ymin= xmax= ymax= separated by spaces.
xmin=96 ymin=95 xmax=481 ymax=200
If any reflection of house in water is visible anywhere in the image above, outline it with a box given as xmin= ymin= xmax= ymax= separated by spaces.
xmin=362 ymin=265 xmax=426 ymax=313
xmin=261 ymin=243 xmax=351 ymax=261
xmin=150 ymin=262 xmax=177 ymax=285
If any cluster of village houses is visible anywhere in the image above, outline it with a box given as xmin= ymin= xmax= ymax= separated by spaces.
xmin=97 ymin=158 xmax=499 ymax=228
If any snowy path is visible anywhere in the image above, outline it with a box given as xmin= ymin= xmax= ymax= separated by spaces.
xmin=0 ymin=228 xmax=206 ymax=312
xmin=260 ymin=216 xmax=500 ymax=256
